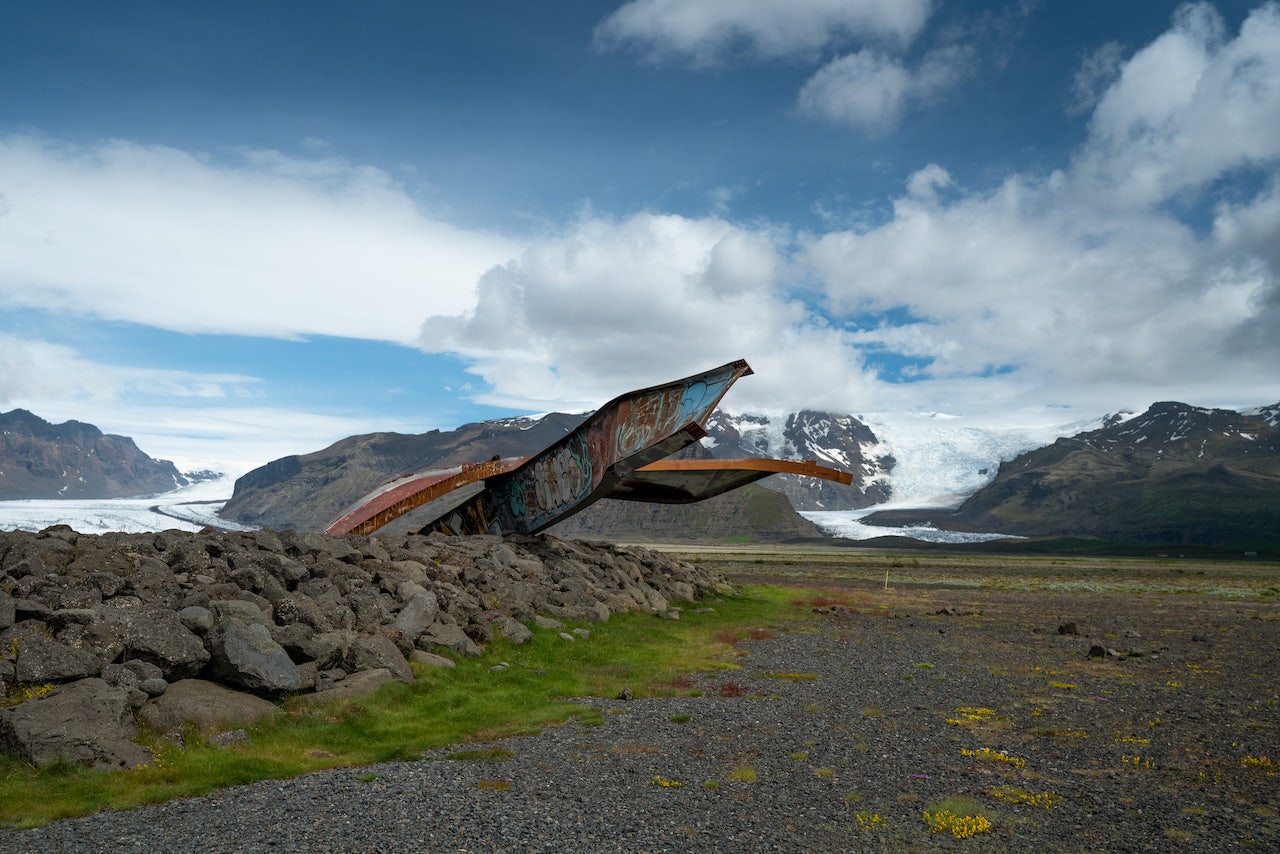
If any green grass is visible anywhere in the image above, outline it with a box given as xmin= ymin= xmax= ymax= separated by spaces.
xmin=0 ymin=584 xmax=801 ymax=828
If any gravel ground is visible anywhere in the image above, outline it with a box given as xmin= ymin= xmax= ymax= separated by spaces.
xmin=2 ymin=579 xmax=1278 ymax=852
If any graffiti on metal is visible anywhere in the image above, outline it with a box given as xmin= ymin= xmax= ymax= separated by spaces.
xmin=419 ymin=360 xmax=752 ymax=535
xmin=325 ymin=358 xmax=856 ymax=538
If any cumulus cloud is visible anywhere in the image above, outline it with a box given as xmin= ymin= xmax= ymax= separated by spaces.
xmin=594 ymin=0 xmax=933 ymax=63
xmin=797 ymin=45 xmax=972 ymax=133
xmin=419 ymin=212 xmax=878 ymax=414
xmin=411 ymin=5 xmax=1280 ymax=424
xmin=0 ymin=136 xmax=524 ymax=343
xmin=0 ymin=334 xmax=257 ymax=408
xmin=1070 ymin=2 xmax=1280 ymax=209
xmin=801 ymin=3 xmax=1280 ymax=416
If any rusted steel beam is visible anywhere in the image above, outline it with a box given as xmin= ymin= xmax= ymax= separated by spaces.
xmin=609 ymin=458 xmax=853 ymax=504
xmin=323 ymin=360 xmax=858 ymax=538
xmin=323 ymin=457 xmax=524 ymax=536
xmin=638 ymin=458 xmax=854 ymax=482
xmin=414 ymin=359 xmax=753 ymax=536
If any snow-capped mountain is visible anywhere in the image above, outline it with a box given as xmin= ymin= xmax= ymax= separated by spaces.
xmin=1245 ymin=402 xmax=1280 ymax=429
xmin=861 ymin=401 xmax=1280 ymax=546
xmin=701 ymin=410 xmax=890 ymax=510
xmin=706 ymin=409 xmax=1098 ymax=511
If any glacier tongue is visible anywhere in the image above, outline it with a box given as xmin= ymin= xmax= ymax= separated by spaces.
xmin=0 ymin=476 xmax=253 ymax=534
xmin=863 ymin=414 xmax=1100 ymax=509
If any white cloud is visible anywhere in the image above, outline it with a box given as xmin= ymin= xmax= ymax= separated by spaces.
xmin=410 ymin=7 xmax=1280 ymax=429
xmin=0 ymin=136 xmax=524 ymax=343
xmin=801 ymin=2 xmax=1280 ymax=417
xmin=797 ymin=45 xmax=972 ymax=134
xmin=419 ymin=212 xmax=879 ymax=414
xmin=0 ymin=334 xmax=257 ymax=408
xmin=1070 ymin=2 xmax=1280 ymax=209
xmin=1068 ymin=41 xmax=1126 ymax=116
xmin=595 ymin=0 xmax=933 ymax=63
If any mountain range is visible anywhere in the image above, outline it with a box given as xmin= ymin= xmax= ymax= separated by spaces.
xmin=0 ymin=409 xmax=194 ymax=500
xmin=6 ymin=399 xmax=1279 ymax=548
xmin=863 ymin=402 xmax=1280 ymax=547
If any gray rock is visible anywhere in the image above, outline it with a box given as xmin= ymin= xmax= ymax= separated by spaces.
xmin=533 ymin=615 xmax=564 ymax=630
xmin=11 ymin=635 xmax=102 ymax=683
xmin=206 ymin=619 xmax=303 ymax=693
xmin=123 ymin=659 xmax=164 ymax=682
xmin=303 ymin=668 xmax=397 ymax=705
xmin=270 ymin=621 xmax=317 ymax=663
xmin=178 ymin=605 xmax=214 ymax=634
xmin=346 ymin=634 xmax=413 ymax=682
xmin=210 ymin=599 xmax=270 ymax=626
xmin=0 ymin=678 xmax=151 ymax=770
xmin=417 ymin=622 xmax=481 ymax=658
xmin=308 ymin=630 xmax=357 ymax=670
xmin=496 ymin=616 xmax=533 ymax=645
xmin=207 ymin=729 xmax=251 ymax=747
xmin=138 ymin=679 xmax=281 ymax=736
xmin=115 ymin=608 xmax=211 ymax=680
xmin=0 ymin=592 xmax=14 ymax=630
xmin=390 ymin=590 xmax=439 ymax=643
xmin=138 ymin=678 xmax=168 ymax=698
xmin=409 ymin=650 xmax=456 ymax=669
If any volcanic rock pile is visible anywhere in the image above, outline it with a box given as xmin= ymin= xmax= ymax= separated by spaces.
xmin=0 ymin=525 xmax=728 ymax=770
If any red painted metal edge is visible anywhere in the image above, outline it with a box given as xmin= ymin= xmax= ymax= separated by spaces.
xmin=323 ymin=457 xmax=523 ymax=536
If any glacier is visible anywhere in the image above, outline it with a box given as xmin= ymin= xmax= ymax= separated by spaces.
xmin=799 ymin=412 xmax=1101 ymax=542
xmin=0 ymin=476 xmax=254 ymax=535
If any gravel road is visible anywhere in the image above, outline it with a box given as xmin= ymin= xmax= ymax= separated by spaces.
xmin=3 ymin=581 xmax=1277 ymax=852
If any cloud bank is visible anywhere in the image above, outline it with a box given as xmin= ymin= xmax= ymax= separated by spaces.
xmin=0 ymin=136 xmax=523 ymax=343
xmin=425 ymin=2 xmax=1280 ymax=421
xmin=594 ymin=0 xmax=933 ymax=63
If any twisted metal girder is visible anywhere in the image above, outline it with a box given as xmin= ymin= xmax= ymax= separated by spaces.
xmin=324 ymin=359 xmax=855 ymax=537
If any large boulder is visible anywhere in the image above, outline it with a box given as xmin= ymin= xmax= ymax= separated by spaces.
xmin=138 ymin=679 xmax=281 ymax=735
xmin=303 ymin=668 xmax=398 ymax=705
xmin=417 ymin=622 xmax=481 ymax=658
xmin=390 ymin=590 xmax=439 ymax=645
xmin=10 ymin=635 xmax=102 ymax=683
xmin=205 ymin=619 xmax=303 ymax=693
xmin=345 ymin=634 xmax=413 ymax=682
xmin=0 ymin=678 xmax=151 ymax=769
xmin=112 ymin=608 xmax=211 ymax=680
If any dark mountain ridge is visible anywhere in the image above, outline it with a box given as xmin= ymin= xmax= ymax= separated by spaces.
xmin=863 ymin=401 xmax=1280 ymax=547
xmin=0 ymin=409 xmax=188 ymax=500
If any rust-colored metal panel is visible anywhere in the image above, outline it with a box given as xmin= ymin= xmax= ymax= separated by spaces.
xmin=323 ymin=457 xmax=523 ymax=536
xmin=415 ymin=359 xmax=752 ymax=536
xmin=609 ymin=458 xmax=854 ymax=503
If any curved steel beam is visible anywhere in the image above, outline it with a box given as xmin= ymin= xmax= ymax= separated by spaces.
xmin=608 ymin=458 xmax=853 ymax=504
xmin=324 ymin=457 xmax=523 ymax=536
xmin=415 ymin=359 xmax=752 ymax=536
xmin=322 ymin=360 xmax=858 ymax=538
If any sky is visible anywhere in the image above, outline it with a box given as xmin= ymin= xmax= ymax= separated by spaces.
xmin=2 ymin=0 xmax=1278 ymax=476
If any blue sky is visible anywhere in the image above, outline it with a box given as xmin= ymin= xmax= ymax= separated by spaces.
xmin=2 ymin=1 xmax=1278 ymax=474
